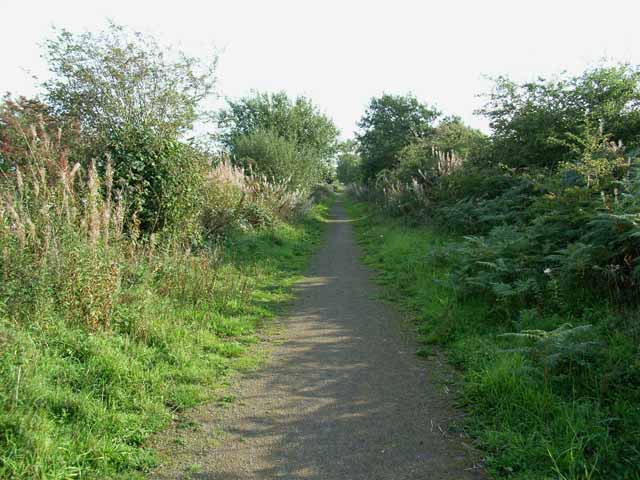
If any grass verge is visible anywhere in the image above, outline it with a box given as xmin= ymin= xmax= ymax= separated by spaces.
xmin=0 ymin=199 xmax=331 ymax=479
xmin=344 ymin=198 xmax=640 ymax=480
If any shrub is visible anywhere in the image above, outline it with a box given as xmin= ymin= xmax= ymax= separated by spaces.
xmin=356 ymin=93 xmax=440 ymax=179
xmin=336 ymin=153 xmax=361 ymax=184
xmin=107 ymin=127 xmax=208 ymax=235
xmin=42 ymin=22 xmax=216 ymax=233
xmin=0 ymin=117 xmax=328 ymax=478
xmin=44 ymin=22 xmax=216 ymax=145
xmin=217 ymin=92 xmax=339 ymax=190
xmin=479 ymin=65 xmax=640 ymax=169
xmin=232 ymin=129 xmax=324 ymax=191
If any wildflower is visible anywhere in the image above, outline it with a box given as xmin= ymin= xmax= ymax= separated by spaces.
xmin=543 ymin=268 xmax=552 ymax=275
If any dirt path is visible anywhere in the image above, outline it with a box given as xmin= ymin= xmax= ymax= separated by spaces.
xmin=151 ymin=200 xmax=484 ymax=479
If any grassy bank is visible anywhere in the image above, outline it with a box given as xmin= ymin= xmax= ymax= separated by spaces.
xmin=345 ymin=198 xmax=640 ymax=480
xmin=0 ymin=200 xmax=330 ymax=479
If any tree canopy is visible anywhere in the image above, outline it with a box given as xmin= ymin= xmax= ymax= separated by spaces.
xmin=41 ymin=23 xmax=217 ymax=232
xmin=44 ymin=22 xmax=217 ymax=143
xmin=218 ymin=92 xmax=339 ymax=159
xmin=356 ymin=93 xmax=440 ymax=179
xmin=217 ymin=92 xmax=339 ymax=190
xmin=336 ymin=140 xmax=362 ymax=184
xmin=479 ymin=65 xmax=640 ymax=168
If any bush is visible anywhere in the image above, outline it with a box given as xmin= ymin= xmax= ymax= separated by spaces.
xmin=348 ymin=62 xmax=640 ymax=480
xmin=44 ymin=22 xmax=216 ymax=145
xmin=233 ymin=129 xmax=324 ymax=191
xmin=0 ymin=120 xmax=329 ymax=478
xmin=42 ymin=22 xmax=216 ymax=234
xmin=107 ymin=127 xmax=207 ymax=235
xmin=336 ymin=152 xmax=362 ymax=185
xmin=356 ymin=93 xmax=440 ymax=179
xmin=217 ymin=92 xmax=339 ymax=190
xmin=479 ymin=65 xmax=640 ymax=169
xmin=347 ymin=200 xmax=640 ymax=479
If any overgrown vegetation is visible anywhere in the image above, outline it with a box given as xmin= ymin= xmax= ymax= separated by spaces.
xmin=0 ymin=23 xmax=333 ymax=479
xmin=347 ymin=66 xmax=640 ymax=479
xmin=217 ymin=91 xmax=339 ymax=191
xmin=4 ymin=16 xmax=639 ymax=480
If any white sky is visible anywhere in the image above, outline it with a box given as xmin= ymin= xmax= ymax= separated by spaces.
xmin=1 ymin=0 xmax=640 ymax=139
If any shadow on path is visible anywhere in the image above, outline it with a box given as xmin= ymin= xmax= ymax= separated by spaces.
xmin=153 ymin=201 xmax=484 ymax=480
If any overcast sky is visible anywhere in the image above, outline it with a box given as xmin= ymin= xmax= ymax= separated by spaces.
xmin=2 ymin=0 xmax=640 ymax=139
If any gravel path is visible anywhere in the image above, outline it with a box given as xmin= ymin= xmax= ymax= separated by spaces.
xmin=151 ymin=200 xmax=484 ymax=479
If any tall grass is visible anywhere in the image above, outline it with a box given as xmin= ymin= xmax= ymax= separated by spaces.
xmin=1 ymin=121 xmax=127 ymax=329
xmin=201 ymin=159 xmax=312 ymax=236
xmin=0 ymin=122 xmax=329 ymax=478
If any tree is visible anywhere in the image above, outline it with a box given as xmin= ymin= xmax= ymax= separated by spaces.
xmin=217 ymin=92 xmax=339 ymax=189
xmin=430 ymin=116 xmax=489 ymax=159
xmin=356 ymin=93 xmax=440 ymax=179
xmin=335 ymin=140 xmax=362 ymax=184
xmin=233 ymin=129 xmax=324 ymax=190
xmin=478 ymin=65 xmax=640 ymax=169
xmin=42 ymin=22 xmax=217 ymax=232
xmin=44 ymin=22 xmax=216 ymax=145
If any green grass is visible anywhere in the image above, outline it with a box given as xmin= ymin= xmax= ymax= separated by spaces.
xmin=0 ymin=200 xmax=331 ymax=479
xmin=344 ymin=199 xmax=640 ymax=480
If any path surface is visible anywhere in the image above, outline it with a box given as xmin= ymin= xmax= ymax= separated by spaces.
xmin=152 ymin=200 xmax=484 ymax=479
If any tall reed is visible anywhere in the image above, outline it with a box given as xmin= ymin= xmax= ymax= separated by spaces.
xmin=0 ymin=120 xmax=125 ymax=328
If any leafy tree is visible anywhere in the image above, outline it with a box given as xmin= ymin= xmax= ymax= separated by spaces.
xmin=356 ymin=93 xmax=440 ymax=179
xmin=218 ymin=92 xmax=339 ymax=158
xmin=336 ymin=141 xmax=362 ymax=184
xmin=217 ymin=91 xmax=339 ymax=189
xmin=42 ymin=23 xmax=216 ymax=232
xmin=389 ymin=116 xmax=489 ymax=183
xmin=431 ymin=116 xmax=489 ymax=159
xmin=479 ymin=65 xmax=640 ymax=168
xmin=44 ymin=22 xmax=216 ymax=144
xmin=233 ymin=129 xmax=324 ymax=190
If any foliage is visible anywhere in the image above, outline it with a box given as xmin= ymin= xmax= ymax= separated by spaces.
xmin=348 ymin=63 xmax=640 ymax=479
xmin=430 ymin=115 xmax=489 ymax=158
xmin=0 ymin=128 xmax=330 ymax=478
xmin=106 ymin=126 xmax=208 ymax=234
xmin=218 ymin=91 xmax=339 ymax=158
xmin=335 ymin=140 xmax=362 ymax=184
xmin=42 ymin=22 xmax=216 ymax=233
xmin=200 ymin=159 xmax=312 ymax=237
xmin=345 ymin=199 xmax=640 ymax=480
xmin=43 ymin=22 xmax=216 ymax=144
xmin=232 ymin=129 xmax=326 ymax=191
xmin=356 ymin=93 xmax=440 ymax=179
xmin=217 ymin=92 xmax=339 ymax=189
xmin=395 ymin=142 xmax=465 ymax=185
xmin=0 ymin=20 xmax=339 ymax=480
xmin=478 ymin=65 xmax=640 ymax=168
xmin=499 ymin=323 xmax=599 ymax=372
xmin=0 ymin=96 xmax=81 ymax=172
xmin=0 ymin=131 xmax=124 ymax=329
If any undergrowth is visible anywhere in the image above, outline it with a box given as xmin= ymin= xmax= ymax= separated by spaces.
xmin=0 ymin=147 xmax=331 ymax=478
xmin=345 ymin=199 xmax=640 ymax=480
